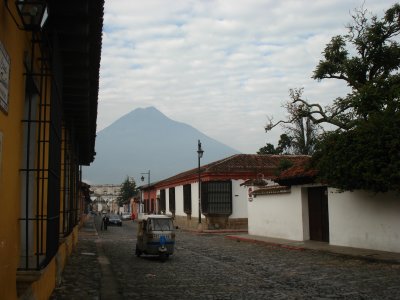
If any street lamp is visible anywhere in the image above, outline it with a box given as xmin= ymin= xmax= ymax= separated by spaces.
xmin=197 ymin=140 xmax=204 ymax=224
xmin=141 ymin=170 xmax=150 ymax=213
xmin=5 ymin=0 xmax=48 ymax=31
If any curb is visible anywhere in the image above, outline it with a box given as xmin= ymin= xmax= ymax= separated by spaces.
xmin=226 ymin=235 xmax=306 ymax=251
xmin=225 ymin=235 xmax=400 ymax=265
xmin=181 ymin=228 xmax=248 ymax=235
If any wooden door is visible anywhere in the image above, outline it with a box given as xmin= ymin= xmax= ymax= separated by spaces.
xmin=308 ymin=187 xmax=329 ymax=242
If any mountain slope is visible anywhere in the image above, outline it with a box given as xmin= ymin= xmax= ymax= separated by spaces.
xmin=83 ymin=107 xmax=240 ymax=184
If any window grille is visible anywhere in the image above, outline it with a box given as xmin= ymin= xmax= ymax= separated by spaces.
xmin=60 ymin=128 xmax=79 ymax=238
xmin=19 ymin=32 xmax=63 ymax=270
xmin=169 ymin=188 xmax=175 ymax=213
xmin=183 ymin=184 xmax=192 ymax=214
xmin=159 ymin=189 xmax=166 ymax=213
xmin=201 ymin=181 xmax=232 ymax=215
xmin=150 ymin=199 xmax=154 ymax=213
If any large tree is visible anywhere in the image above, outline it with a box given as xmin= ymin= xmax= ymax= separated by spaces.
xmin=267 ymin=4 xmax=400 ymax=192
xmin=264 ymin=93 xmax=321 ymax=155
xmin=257 ymin=142 xmax=279 ymax=155
xmin=257 ymin=134 xmax=292 ymax=154
xmin=271 ymin=5 xmax=400 ymax=130
xmin=117 ymin=176 xmax=137 ymax=206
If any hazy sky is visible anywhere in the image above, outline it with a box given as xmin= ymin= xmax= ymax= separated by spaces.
xmin=98 ymin=0 xmax=397 ymax=153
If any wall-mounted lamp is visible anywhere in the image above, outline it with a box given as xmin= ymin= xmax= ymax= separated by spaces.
xmin=6 ymin=0 xmax=48 ymax=31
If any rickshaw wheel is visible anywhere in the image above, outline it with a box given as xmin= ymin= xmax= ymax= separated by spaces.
xmin=159 ymin=253 xmax=169 ymax=262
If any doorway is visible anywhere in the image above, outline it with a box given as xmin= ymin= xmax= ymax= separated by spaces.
xmin=308 ymin=186 xmax=329 ymax=242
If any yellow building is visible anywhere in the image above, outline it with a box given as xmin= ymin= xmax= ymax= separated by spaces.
xmin=0 ymin=1 xmax=104 ymax=299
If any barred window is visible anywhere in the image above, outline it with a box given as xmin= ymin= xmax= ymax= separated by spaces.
xmin=159 ymin=189 xmax=166 ymax=213
xmin=201 ymin=181 xmax=232 ymax=215
xmin=169 ymin=187 xmax=175 ymax=213
xmin=183 ymin=184 xmax=192 ymax=214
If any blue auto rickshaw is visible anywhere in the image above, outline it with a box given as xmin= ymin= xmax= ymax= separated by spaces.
xmin=135 ymin=214 xmax=175 ymax=261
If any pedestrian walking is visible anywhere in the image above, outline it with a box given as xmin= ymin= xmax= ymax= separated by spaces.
xmin=101 ymin=215 xmax=109 ymax=231
xmin=104 ymin=215 xmax=109 ymax=230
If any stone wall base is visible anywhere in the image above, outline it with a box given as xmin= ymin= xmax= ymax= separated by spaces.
xmin=173 ymin=214 xmax=248 ymax=231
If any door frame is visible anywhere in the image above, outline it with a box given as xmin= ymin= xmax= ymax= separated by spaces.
xmin=308 ymin=186 xmax=329 ymax=242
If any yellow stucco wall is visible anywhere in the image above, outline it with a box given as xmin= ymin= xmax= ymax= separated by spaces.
xmin=0 ymin=4 xmax=31 ymax=300
xmin=18 ymin=226 xmax=79 ymax=300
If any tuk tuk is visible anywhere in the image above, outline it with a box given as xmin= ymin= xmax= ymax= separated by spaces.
xmin=135 ymin=214 xmax=175 ymax=261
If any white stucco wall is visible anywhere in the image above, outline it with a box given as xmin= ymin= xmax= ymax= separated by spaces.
xmin=231 ymin=180 xmax=248 ymax=218
xmin=192 ymin=182 xmax=203 ymax=219
xmin=161 ymin=180 xmax=247 ymax=219
xmin=329 ymin=189 xmax=400 ymax=253
xmin=174 ymin=185 xmax=184 ymax=216
xmin=163 ymin=184 xmax=205 ymax=219
xmin=165 ymin=188 xmax=170 ymax=214
xmin=248 ymin=186 xmax=308 ymax=241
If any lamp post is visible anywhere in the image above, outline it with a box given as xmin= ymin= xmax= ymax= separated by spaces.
xmin=141 ymin=170 xmax=150 ymax=214
xmin=197 ymin=140 xmax=204 ymax=224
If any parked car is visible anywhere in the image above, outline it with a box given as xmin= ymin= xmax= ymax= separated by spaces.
xmin=121 ymin=213 xmax=131 ymax=220
xmin=107 ymin=215 xmax=122 ymax=226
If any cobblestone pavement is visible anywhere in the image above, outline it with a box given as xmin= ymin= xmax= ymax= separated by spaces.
xmin=51 ymin=216 xmax=400 ymax=299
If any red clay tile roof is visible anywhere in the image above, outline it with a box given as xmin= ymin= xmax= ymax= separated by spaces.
xmin=156 ymin=154 xmax=311 ymax=188
xmin=274 ymin=157 xmax=318 ymax=185
xmin=206 ymin=154 xmax=308 ymax=172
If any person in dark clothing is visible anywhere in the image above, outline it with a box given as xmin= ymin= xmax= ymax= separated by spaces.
xmin=101 ymin=215 xmax=109 ymax=230
xmin=103 ymin=215 xmax=109 ymax=230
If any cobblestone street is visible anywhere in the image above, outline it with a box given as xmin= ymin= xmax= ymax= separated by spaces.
xmin=51 ymin=216 xmax=400 ymax=299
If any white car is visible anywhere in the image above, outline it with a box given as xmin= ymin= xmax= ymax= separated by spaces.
xmin=121 ymin=213 xmax=131 ymax=220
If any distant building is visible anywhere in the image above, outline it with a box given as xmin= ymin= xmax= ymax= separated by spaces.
xmin=91 ymin=184 xmax=121 ymax=197
xmin=90 ymin=184 xmax=121 ymax=213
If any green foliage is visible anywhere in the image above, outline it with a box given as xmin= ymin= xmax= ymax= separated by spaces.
xmin=313 ymin=111 xmax=400 ymax=192
xmin=291 ymin=3 xmax=400 ymax=192
xmin=262 ymin=112 xmax=319 ymax=155
xmin=282 ymin=105 xmax=320 ymax=155
xmin=258 ymin=134 xmax=292 ymax=155
xmin=277 ymin=158 xmax=294 ymax=174
xmin=117 ymin=176 xmax=137 ymax=206
xmin=273 ymin=4 xmax=400 ymax=133
xmin=257 ymin=143 xmax=278 ymax=154
xmin=277 ymin=134 xmax=292 ymax=154
xmin=310 ymin=4 xmax=400 ymax=129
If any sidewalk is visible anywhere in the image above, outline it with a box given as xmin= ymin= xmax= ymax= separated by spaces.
xmin=225 ymin=233 xmax=400 ymax=264
xmin=50 ymin=215 xmax=102 ymax=300
xmin=79 ymin=215 xmax=99 ymax=237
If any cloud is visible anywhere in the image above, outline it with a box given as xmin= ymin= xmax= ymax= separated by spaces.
xmin=98 ymin=0 xmax=398 ymax=153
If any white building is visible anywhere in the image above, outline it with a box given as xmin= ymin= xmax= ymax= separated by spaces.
xmin=248 ymin=161 xmax=400 ymax=253
xmin=142 ymin=154 xmax=309 ymax=230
